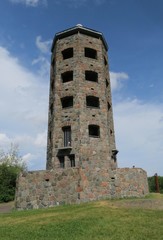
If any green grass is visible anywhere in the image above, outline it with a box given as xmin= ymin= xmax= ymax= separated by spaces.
xmin=0 ymin=194 xmax=163 ymax=240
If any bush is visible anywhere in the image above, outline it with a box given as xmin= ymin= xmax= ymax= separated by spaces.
xmin=0 ymin=164 xmax=17 ymax=202
xmin=0 ymin=144 xmax=27 ymax=202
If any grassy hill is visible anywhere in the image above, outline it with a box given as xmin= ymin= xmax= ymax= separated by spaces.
xmin=0 ymin=194 xmax=163 ymax=240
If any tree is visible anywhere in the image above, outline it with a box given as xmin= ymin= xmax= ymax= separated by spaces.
xmin=148 ymin=176 xmax=163 ymax=194
xmin=0 ymin=143 xmax=27 ymax=202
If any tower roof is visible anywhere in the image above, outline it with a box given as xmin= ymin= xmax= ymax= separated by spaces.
xmin=51 ymin=24 xmax=108 ymax=52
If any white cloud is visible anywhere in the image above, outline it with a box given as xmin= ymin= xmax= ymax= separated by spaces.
xmin=34 ymin=131 xmax=47 ymax=147
xmin=52 ymin=0 xmax=105 ymax=8
xmin=36 ymin=36 xmax=51 ymax=54
xmin=114 ymin=99 xmax=163 ymax=176
xmin=33 ymin=36 xmax=52 ymax=77
xmin=22 ymin=152 xmax=45 ymax=169
xmin=10 ymin=0 xmax=107 ymax=8
xmin=32 ymin=56 xmax=50 ymax=78
xmin=110 ymin=71 xmax=129 ymax=91
xmin=22 ymin=153 xmax=34 ymax=163
xmin=10 ymin=0 xmax=47 ymax=7
xmin=0 ymin=133 xmax=11 ymax=147
xmin=0 ymin=45 xmax=48 ymax=170
xmin=0 ymin=47 xmax=48 ymax=128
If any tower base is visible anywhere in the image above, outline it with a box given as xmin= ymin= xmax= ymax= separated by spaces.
xmin=15 ymin=167 xmax=149 ymax=210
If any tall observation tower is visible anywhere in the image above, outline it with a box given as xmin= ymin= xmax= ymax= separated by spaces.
xmin=46 ymin=24 xmax=118 ymax=171
xmin=15 ymin=25 xmax=149 ymax=210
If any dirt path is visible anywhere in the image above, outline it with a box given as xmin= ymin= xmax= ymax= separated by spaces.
xmin=114 ymin=198 xmax=163 ymax=210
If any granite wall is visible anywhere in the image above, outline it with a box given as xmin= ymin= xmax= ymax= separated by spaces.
xmin=114 ymin=168 xmax=149 ymax=198
xmin=15 ymin=167 xmax=149 ymax=210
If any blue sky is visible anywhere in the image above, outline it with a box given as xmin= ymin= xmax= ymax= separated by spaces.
xmin=0 ymin=0 xmax=163 ymax=176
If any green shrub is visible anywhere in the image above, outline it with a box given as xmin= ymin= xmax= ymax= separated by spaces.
xmin=0 ymin=163 xmax=20 ymax=202
xmin=0 ymin=144 xmax=27 ymax=202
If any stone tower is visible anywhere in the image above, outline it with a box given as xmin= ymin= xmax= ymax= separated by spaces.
xmin=46 ymin=24 xmax=118 ymax=171
xmin=15 ymin=25 xmax=149 ymax=210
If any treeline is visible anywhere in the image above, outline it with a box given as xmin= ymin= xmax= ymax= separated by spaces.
xmin=148 ymin=176 xmax=163 ymax=193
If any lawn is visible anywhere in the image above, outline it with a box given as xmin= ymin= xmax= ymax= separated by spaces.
xmin=0 ymin=194 xmax=163 ymax=240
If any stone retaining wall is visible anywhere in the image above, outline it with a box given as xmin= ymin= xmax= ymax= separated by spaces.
xmin=15 ymin=169 xmax=80 ymax=210
xmin=115 ymin=168 xmax=149 ymax=198
xmin=15 ymin=167 xmax=149 ymax=210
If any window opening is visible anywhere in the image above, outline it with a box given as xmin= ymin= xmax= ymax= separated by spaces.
xmin=51 ymin=56 xmax=54 ymax=63
xmin=69 ymin=154 xmax=75 ymax=167
xmin=58 ymin=156 xmax=65 ymax=168
xmin=61 ymin=71 xmax=73 ymax=83
xmin=62 ymin=126 xmax=71 ymax=147
xmin=62 ymin=48 xmax=73 ymax=59
xmin=88 ymin=125 xmax=100 ymax=137
xmin=104 ymin=56 xmax=107 ymax=65
xmin=85 ymin=48 xmax=97 ymax=59
xmin=86 ymin=96 xmax=100 ymax=108
xmin=111 ymin=149 xmax=118 ymax=163
xmin=49 ymin=131 xmax=52 ymax=144
xmin=108 ymin=102 xmax=111 ymax=111
xmin=50 ymin=103 xmax=53 ymax=115
xmin=51 ymin=80 xmax=54 ymax=91
xmin=51 ymin=57 xmax=55 ymax=68
xmin=106 ymin=79 xmax=109 ymax=88
xmin=85 ymin=71 xmax=98 ymax=82
xmin=61 ymin=96 xmax=73 ymax=108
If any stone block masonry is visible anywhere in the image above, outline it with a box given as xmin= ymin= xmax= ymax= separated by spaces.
xmin=15 ymin=169 xmax=79 ymax=209
xmin=15 ymin=167 xmax=148 ymax=210
xmin=115 ymin=168 xmax=149 ymax=198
